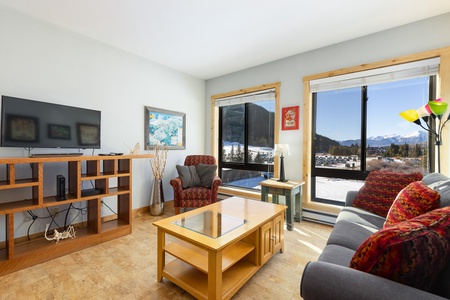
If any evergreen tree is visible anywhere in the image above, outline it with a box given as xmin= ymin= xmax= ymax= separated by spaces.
xmin=236 ymin=144 xmax=244 ymax=162
xmin=229 ymin=145 xmax=235 ymax=161
xmin=255 ymin=151 xmax=264 ymax=163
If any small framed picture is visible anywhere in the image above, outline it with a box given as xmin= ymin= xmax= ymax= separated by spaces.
xmin=282 ymin=106 xmax=300 ymax=130
xmin=48 ymin=124 xmax=71 ymax=140
xmin=77 ymin=123 xmax=100 ymax=146
xmin=5 ymin=114 xmax=39 ymax=142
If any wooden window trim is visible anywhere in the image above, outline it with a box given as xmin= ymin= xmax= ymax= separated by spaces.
xmin=302 ymin=47 xmax=450 ymax=214
xmin=211 ymin=82 xmax=281 ymax=196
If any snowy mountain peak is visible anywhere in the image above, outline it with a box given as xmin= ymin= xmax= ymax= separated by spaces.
xmin=340 ymin=131 xmax=427 ymax=147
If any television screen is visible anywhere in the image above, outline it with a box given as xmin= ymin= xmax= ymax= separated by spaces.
xmin=1 ymin=96 xmax=101 ymax=149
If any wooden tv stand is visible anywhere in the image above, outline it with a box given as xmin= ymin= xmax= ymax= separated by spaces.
xmin=0 ymin=154 xmax=152 ymax=276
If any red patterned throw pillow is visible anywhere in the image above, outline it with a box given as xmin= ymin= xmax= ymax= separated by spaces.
xmin=352 ymin=170 xmax=423 ymax=217
xmin=384 ymin=181 xmax=440 ymax=227
xmin=350 ymin=207 xmax=450 ymax=292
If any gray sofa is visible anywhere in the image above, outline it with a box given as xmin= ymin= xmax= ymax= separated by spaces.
xmin=300 ymin=173 xmax=450 ymax=300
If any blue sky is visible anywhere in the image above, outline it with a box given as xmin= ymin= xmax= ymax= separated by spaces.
xmin=316 ymin=77 xmax=430 ymax=141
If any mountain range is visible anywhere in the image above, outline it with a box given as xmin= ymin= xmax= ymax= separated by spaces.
xmin=340 ymin=130 xmax=427 ymax=147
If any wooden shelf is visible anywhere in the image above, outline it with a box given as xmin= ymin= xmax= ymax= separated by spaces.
xmin=0 ymin=179 xmax=39 ymax=189
xmin=163 ymin=258 xmax=259 ymax=300
xmin=0 ymin=154 xmax=152 ymax=276
xmin=81 ymin=172 xmax=130 ymax=180
xmin=165 ymin=239 xmax=255 ymax=274
xmin=0 ymin=199 xmax=38 ymax=213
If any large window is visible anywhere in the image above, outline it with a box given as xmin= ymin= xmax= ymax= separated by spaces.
xmin=215 ymin=88 xmax=277 ymax=190
xmin=311 ymin=61 xmax=438 ymax=205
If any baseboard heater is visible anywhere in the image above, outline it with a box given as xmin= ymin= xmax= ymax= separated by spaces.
xmin=302 ymin=209 xmax=337 ymax=226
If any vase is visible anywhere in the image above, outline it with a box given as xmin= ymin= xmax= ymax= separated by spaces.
xmin=150 ymin=179 xmax=164 ymax=216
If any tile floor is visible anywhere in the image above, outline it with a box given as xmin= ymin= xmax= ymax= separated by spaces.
xmin=0 ymin=207 xmax=331 ymax=299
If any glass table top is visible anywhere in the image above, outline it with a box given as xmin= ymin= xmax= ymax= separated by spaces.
xmin=173 ymin=210 xmax=248 ymax=238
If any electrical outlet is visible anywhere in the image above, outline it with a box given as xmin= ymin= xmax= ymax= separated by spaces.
xmin=50 ymin=207 xmax=60 ymax=216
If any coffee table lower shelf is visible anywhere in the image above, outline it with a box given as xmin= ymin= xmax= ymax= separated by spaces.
xmin=163 ymin=259 xmax=259 ymax=300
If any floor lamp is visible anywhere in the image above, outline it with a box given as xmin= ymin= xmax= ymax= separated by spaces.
xmin=275 ymin=144 xmax=290 ymax=182
xmin=400 ymin=98 xmax=449 ymax=173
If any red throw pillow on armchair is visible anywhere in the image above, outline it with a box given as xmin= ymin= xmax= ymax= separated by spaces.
xmin=352 ymin=170 xmax=423 ymax=217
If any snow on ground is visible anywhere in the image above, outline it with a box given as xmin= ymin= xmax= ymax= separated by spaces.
xmin=315 ymin=177 xmax=364 ymax=202
xmin=227 ymin=173 xmax=364 ymax=203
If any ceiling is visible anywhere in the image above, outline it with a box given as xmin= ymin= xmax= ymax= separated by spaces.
xmin=1 ymin=0 xmax=450 ymax=80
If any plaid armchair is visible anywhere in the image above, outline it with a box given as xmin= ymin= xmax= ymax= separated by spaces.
xmin=170 ymin=155 xmax=222 ymax=214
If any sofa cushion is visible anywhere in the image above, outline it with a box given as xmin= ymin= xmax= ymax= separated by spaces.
xmin=384 ymin=181 xmax=440 ymax=227
xmin=352 ymin=171 xmax=423 ymax=217
xmin=350 ymin=207 xmax=450 ymax=292
xmin=318 ymin=244 xmax=356 ymax=267
xmin=422 ymin=172 xmax=450 ymax=186
xmin=327 ymin=220 xmax=378 ymax=251
xmin=337 ymin=206 xmax=386 ymax=230
xmin=176 ymin=165 xmax=201 ymax=188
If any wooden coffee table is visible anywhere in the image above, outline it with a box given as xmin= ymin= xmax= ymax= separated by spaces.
xmin=152 ymin=197 xmax=287 ymax=300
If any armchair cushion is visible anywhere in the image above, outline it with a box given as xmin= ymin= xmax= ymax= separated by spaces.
xmin=196 ymin=164 xmax=217 ymax=188
xmin=176 ymin=165 xmax=201 ymax=189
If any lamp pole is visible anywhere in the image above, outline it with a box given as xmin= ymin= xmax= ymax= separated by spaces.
xmin=278 ymin=154 xmax=287 ymax=182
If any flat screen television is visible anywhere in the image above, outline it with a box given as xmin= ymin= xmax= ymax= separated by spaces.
xmin=1 ymin=96 xmax=101 ymax=149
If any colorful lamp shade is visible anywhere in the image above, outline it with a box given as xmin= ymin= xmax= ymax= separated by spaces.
xmin=399 ymin=109 xmax=421 ymax=125
xmin=400 ymin=98 xmax=448 ymax=173
xmin=428 ymin=100 xmax=448 ymax=117
xmin=417 ymin=103 xmax=432 ymax=122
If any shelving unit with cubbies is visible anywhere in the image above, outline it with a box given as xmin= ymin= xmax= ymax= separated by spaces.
xmin=0 ymin=154 xmax=152 ymax=276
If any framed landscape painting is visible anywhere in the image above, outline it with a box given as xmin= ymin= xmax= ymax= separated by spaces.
xmin=145 ymin=106 xmax=186 ymax=150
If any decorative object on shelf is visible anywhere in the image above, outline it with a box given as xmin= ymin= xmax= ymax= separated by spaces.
xmin=124 ymin=142 xmax=140 ymax=154
xmin=149 ymin=144 xmax=169 ymax=215
xmin=282 ymin=106 xmax=299 ymax=130
xmin=145 ymin=106 xmax=186 ymax=150
xmin=44 ymin=224 xmax=76 ymax=243
xmin=400 ymin=98 xmax=449 ymax=172
xmin=275 ymin=144 xmax=290 ymax=182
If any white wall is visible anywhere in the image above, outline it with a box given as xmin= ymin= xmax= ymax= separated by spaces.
xmin=205 ymin=13 xmax=450 ymax=182
xmin=0 ymin=6 xmax=205 ymax=237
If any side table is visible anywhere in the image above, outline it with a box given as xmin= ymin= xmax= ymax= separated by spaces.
xmin=259 ymin=179 xmax=305 ymax=230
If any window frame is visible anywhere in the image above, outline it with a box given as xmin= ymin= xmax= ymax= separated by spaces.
xmin=218 ymin=101 xmax=275 ymax=186
xmin=302 ymin=47 xmax=450 ymax=215
xmin=211 ymin=82 xmax=281 ymax=197
xmin=311 ymin=79 xmax=436 ymax=206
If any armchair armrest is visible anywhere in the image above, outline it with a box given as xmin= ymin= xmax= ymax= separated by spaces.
xmin=210 ymin=176 xmax=222 ymax=202
xmin=170 ymin=177 xmax=183 ymax=201
xmin=301 ymin=261 xmax=445 ymax=300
